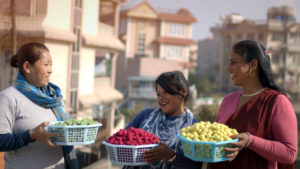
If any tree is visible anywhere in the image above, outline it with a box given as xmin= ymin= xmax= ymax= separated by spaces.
xmin=197 ymin=72 xmax=213 ymax=95
xmin=188 ymin=72 xmax=214 ymax=96
xmin=121 ymin=102 xmax=146 ymax=124
xmin=193 ymin=103 xmax=220 ymax=122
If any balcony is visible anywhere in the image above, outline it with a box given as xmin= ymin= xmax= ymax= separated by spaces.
xmin=287 ymin=44 xmax=300 ymax=52
xmin=95 ymin=76 xmax=110 ymax=87
xmin=286 ymin=65 xmax=300 ymax=73
xmin=129 ymin=87 xmax=156 ymax=100
xmin=127 ymin=57 xmax=185 ymax=77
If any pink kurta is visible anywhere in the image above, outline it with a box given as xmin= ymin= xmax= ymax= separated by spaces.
xmin=212 ymin=89 xmax=297 ymax=169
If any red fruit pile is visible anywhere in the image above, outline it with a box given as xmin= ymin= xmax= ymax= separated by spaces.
xmin=105 ymin=127 xmax=159 ymax=145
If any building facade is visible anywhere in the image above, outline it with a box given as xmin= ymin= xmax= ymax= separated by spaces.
xmin=115 ymin=1 xmax=197 ymax=108
xmin=196 ymin=31 xmax=222 ymax=91
xmin=212 ymin=6 xmax=300 ymax=98
xmin=0 ymin=0 xmax=127 ymax=167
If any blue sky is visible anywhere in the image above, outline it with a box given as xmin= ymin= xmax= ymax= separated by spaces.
xmin=122 ymin=0 xmax=300 ymax=41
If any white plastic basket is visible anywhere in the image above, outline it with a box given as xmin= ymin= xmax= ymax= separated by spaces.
xmin=45 ymin=121 xmax=102 ymax=145
xmin=103 ymin=141 xmax=158 ymax=166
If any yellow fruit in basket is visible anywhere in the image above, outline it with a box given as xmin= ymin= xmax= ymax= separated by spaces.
xmin=180 ymin=121 xmax=238 ymax=142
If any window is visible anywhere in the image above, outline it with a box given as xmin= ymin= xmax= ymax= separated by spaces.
xmin=272 ymin=55 xmax=280 ymax=64
xmin=95 ymin=53 xmax=111 ymax=77
xmin=3 ymin=49 xmax=11 ymax=66
xmin=140 ymin=21 xmax=145 ymax=29
xmin=119 ymin=19 xmax=126 ymax=34
xmin=246 ymin=33 xmax=254 ymax=40
xmin=168 ymin=23 xmax=185 ymax=37
xmin=272 ymin=32 xmax=282 ymax=41
xmin=138 ymin=33 xmax=145 ymax=54
xmin=258 ymin=33 xmax=264 ymax=41
xmin=166 ymin=45 xmax=183 ymax=59
xmin=236 ymin=34 xmax=242 ymax=40
xmin=291 ymin=54 xmax=300 ymax=67
xmin=290 ymin=32 xmax=300 ymax=44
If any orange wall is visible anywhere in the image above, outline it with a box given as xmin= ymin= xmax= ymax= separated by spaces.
xmin=0 ymin=152 xmax=4 ymax=168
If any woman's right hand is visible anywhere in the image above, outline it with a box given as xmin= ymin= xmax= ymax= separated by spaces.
xmin=30 ymin=122 xmax=59 ymax=147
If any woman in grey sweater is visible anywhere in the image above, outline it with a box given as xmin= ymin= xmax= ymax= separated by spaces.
xmin=0 ymin=42 xmax=77 ymax=169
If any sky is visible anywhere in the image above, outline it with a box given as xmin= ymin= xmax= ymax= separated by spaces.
xmin=122 ymin=0 xmax=300 ymax=41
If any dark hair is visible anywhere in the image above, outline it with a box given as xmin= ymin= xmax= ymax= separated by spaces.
xmin=232 ymin=40 xmax=281 ymax=92
xmin=10 ymin=42 xmax=49 ymax=75
xmin=155 ymin=71 xmax=191 ymax=103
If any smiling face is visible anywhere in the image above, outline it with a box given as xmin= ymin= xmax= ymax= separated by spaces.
xmin=156 ymin=84 xmax=185 ymax=116
xmin=24 ymin=50 xmax=53 ymax=87
xmin=227 ymin=50 xmax=252 ymax=87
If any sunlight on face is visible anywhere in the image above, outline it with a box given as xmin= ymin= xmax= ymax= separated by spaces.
xmin=156 ymin=84 xmax=185 ymax=116
xmin=26 ymin=50 xmax=53 ymax=87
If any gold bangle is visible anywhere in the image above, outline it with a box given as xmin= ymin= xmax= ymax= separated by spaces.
xmin=244 ymin=132 xmax=251 ymax=148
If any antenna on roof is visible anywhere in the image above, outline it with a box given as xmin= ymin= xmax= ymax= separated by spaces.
xmin=177 ymin=0 xmax=181 ymax=8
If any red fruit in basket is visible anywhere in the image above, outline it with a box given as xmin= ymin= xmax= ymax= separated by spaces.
xmin=105 ymin=127 xmax=159 ymax=145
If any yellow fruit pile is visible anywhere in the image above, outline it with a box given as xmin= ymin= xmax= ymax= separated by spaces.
xmin=180 ymin=121 xmax=238 ymax=142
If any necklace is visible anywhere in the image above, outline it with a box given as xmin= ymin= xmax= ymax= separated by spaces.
xmin=242 ymin=88 xmax=265 ymax=97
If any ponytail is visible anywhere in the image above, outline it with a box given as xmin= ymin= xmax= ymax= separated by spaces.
xmin=10 ymin=54 xmax=19 ymax=68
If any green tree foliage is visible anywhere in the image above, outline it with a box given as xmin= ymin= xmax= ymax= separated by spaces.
xmin=199 ymin=73 xmax=212 ymax=94
xmin=122 ymin=102 xmax=147 ymax=124
xmin=188 ymin=72 xmax=214 ymax=96
xmin=193 ymin=104 xmax=220 ymax=122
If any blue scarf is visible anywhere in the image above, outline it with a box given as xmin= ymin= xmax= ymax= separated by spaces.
xmin=15 ymin=72 xmax=69 ymax=121
xmin=15 ymin=72 xmax=77 ymax=169
xmin=141 ymin=108 xmax=194 ymax=150
xmin=124 ymin=108 xmax=194 ymax=169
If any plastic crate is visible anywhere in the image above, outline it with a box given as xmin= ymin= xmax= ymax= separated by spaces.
xmin=177 ymin=133 xmax=238 ymax=162
xmin=45 ymin=122 xmax=102 ymax=145
xmin=103 ymin=141 xmax=158 ymax=166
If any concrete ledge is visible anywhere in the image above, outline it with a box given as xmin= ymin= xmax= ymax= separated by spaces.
xmin=82 ymin=158 xmax=122 ymax=169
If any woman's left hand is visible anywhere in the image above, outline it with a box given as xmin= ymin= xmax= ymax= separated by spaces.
xmin=144 ymin=141 xmax=175 ymax=164
xmin=224 ymin=132 xmax=249 ymax=161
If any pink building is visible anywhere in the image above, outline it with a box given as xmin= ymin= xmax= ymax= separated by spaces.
xmin=116 ymin=1 xmax=198 ymax=92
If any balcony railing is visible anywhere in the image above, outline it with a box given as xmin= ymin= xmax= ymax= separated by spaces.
xmin=129 ymin=87 xmax=156 ymax=100
xmin=95 ymin=76 xmax=110 ymax=87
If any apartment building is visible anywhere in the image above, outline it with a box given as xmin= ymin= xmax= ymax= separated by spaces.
xmin=196 ymin=31 xmax=222 ymax=88
xmin=0 ymin=0 xmax=126 ymax=167
xmin=212 ymin=6 xmax=300 ymax=98
xmin=115 ymin=1 xmax=197 ymax=108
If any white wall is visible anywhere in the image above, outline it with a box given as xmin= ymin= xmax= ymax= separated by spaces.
xmin=82 ymin=0 xmax=99 ymax=35
xmin=79 ymin=47 xmax=96 ymax=95
xmin=43 ymin=0 xmax=71 ymax=30
xmin=45 ymin=41 xmax=70 ymax=97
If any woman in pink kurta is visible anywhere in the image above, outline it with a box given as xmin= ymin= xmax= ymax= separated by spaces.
xmin=208 ymin=40 xmax=297 ymax=169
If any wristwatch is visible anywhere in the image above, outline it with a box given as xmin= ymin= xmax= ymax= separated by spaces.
xmin=167 ymin=152 xmax=176 ymax=162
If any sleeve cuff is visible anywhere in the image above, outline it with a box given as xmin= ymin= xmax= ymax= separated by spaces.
xmin=24 ymin=130 xmax=35 ymax=143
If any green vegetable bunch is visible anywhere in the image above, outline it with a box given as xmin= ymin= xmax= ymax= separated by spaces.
xmin=56 ymin=118 xmax=98 ymax=126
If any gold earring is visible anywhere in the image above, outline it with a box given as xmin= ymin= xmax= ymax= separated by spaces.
xmin=249 ymin=69 xmax=253 ymax=76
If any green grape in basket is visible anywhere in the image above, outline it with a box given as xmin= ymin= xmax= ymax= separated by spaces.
xmin=56 ymin=118 xmax=98 ymax=126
